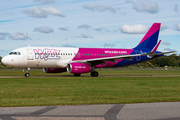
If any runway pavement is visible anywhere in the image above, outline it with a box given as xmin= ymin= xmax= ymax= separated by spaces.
xmin=0 ymin=102 xmax=180 ymax=120
xmin=1 ymin=75 xmax=180 ymax=78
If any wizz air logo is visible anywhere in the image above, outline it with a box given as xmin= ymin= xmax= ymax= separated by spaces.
xmin=33 ymin=48 xmax=60 ymax=61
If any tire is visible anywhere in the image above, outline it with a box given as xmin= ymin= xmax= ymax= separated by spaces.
xmin=91 ymin=71 xmax=99 ymax=77
xmin=25 ymin=73 xmax=30 ymax=77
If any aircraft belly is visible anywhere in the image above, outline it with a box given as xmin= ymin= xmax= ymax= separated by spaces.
xmin=27 ymin=59 xmax=58 ymax=68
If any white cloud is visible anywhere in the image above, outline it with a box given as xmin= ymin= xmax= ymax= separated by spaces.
xmin=23 ymin=7 xmax=65 ymax=18
xmin=62 ymin=44 xmax=77 ymax=47
xmin=83 ymin=4 xmax=116 ymax=13
xmin=160 ymin=24 xmax=168 ymax=31
xmin=103 ymin=43 xmax=115 ymax=48
xmin=0 ymin=32 xmax=9 ymax=40
xmin=163 ymin=48 xmax=176 ymax=52
xmin=127 ymin=0 xmax=159 ymax=14
xmin=177 ymin=24 xmax=180 ymax=31
xmin=73 ymin=34 xmax=93 ymax=39
xmin=120 ymin=24 xmax=148 ymax=34
xmin=33 ymin=26 xmax=54 ymax=33
xmin=59 ymin=27 xmax=69 ymax=31
xmin=80 ymin=34 xmax=93 ymax=39
xmin=94 ymin=27 xmax=103 ymax=32
xmin=9 ymin=32 xmax=29 ymax=40
xmin=34 ymin=0 xmax=55 ymax=4
xmin=162 ymin=41 xmax=171 ymax=45
xmin=174 ymin=4 xmax=178 ymax=12
xmin=77 ymin=24 xmax=92 ymax=29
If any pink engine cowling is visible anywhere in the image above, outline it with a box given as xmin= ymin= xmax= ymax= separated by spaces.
xmin=67 ymin=63 xmax=92 ymax=74
xmin=43 ymin=68 xmax=66 ymax=73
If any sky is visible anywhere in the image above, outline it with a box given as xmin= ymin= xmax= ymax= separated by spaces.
xmin=0 ymin=0 xmax=180 ymax=57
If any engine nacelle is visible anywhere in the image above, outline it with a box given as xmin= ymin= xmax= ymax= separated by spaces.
xmin=67 ymin=63 xmax=93 ymax=74
xmin=43 ymin=68 xmax=66 ymax=73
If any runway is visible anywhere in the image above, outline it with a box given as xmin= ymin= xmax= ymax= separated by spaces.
xmin=0 ymin=102 xmax=180 ymax=120
xmin=1 ymin=75 xmax=180 ymax=78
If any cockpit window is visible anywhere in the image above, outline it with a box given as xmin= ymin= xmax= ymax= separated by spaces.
xmin=9 ymin=52 xmax=21 ymax=55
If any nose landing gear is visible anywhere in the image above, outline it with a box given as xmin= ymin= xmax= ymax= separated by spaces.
xmin=24 ymin=68 xmax=30 ymax=77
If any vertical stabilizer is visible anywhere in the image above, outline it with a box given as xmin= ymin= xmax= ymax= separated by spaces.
xmin=134 ymin=23 xmax=161 ymax=50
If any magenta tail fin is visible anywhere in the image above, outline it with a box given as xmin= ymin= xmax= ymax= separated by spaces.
xmin=134 ymin=23 xmax=161 ymax=50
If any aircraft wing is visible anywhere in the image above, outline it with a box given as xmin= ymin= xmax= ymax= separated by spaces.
xmin=70 ymin=51 xmax=176 ymax=65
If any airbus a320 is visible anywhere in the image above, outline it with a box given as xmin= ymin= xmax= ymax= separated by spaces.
xmin=2 ymin=23 xmax=176 ymax=77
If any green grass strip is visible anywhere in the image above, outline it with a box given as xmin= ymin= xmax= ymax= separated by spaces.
xmin=1 ymin=76 xmax=180 ymax=107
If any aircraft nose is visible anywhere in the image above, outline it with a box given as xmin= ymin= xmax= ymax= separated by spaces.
xmin=2 ymin=57 xmax=8 ymax=65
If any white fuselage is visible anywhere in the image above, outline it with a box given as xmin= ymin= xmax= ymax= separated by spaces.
xmin=2 ymin=47 xmax=79 ymax=68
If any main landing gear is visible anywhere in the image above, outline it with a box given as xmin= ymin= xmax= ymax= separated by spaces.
xmin=91 ymin=71 xmax=99 ymax=77
xmin=73 ymin=71 xmax=99 ymax=77
xmin=24 ymin=68 xmax=30 ymax=77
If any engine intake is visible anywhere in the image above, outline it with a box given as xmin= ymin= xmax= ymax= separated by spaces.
xmin=67 ymin=63 xmax=93 ymax=74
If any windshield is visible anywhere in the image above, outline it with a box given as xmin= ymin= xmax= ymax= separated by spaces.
xmin=9 ymin=52 xmax=21 ymax=55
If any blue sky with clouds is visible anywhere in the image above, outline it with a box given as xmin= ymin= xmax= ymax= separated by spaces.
xmin=0 ymin=0 xmax=180 ymax=57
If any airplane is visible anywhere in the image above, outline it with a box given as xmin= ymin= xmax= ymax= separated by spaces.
xmin=1 ymin=23 xmax=176 ymax=77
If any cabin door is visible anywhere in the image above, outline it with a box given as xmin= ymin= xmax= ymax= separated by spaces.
xmin=27 ymin=48 xmax=34 ymax=60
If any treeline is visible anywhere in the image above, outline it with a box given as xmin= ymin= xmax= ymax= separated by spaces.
xmin=0 ymin=56 xmax=7 ymax=69
xmin=149 ymin=54 xmax=180 ymax=67
xmin=0 ymin=54 xmax=180 ymax=69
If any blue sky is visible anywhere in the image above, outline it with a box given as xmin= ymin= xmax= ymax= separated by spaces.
xmin=0 ymin=0 xmax=180 ymax=57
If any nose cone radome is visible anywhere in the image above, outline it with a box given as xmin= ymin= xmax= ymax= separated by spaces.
xmin=2 ymin=56 xmax=8 ymax=65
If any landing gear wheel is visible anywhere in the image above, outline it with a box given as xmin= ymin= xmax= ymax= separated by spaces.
xmin=25 ymin=73 xmax=30 ymax=77
xmin=74 ymin=74 xmax=81 ymax=76
xmin=24 ymin=68 xmax=30 ymax=77
xmin=91 ymin=71 xmax=99 ymax=77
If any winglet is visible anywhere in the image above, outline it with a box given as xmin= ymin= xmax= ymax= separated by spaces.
xmin=147 ymin=40 xmax=161 ymax=58
xmin=146 ymin=40 xmax=177 ymax=58
xmin=151 ymin=40 xmax=161 ymax=53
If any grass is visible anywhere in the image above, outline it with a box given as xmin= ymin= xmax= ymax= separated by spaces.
xmin=0 ymin=70 xmax=180 ymax=107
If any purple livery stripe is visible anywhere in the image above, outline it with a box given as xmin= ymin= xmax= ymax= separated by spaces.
xmin=72 ymin=48 xmax=134 ymax=67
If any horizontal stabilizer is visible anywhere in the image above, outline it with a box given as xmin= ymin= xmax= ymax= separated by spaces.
xmin=147 ymin=51 xmax=177 ymax=58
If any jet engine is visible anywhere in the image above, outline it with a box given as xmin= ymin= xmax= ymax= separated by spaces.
xmin=67 ymin=63 xmax=94 ymax=74
xmin=43 ymin=68 xmax=66 ymax=73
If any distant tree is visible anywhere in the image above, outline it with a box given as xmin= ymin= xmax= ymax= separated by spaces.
xmin=155 ymin=56 xmax=168 ymax=67
xmin=0 ymin=56 xmax=6 ymax=68
xmin=168 ymin=57 xmax=178 ymax=67
xmin=154 ymin=54 xmax=180 ymax=67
